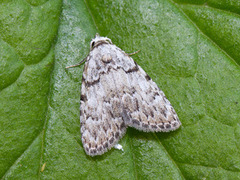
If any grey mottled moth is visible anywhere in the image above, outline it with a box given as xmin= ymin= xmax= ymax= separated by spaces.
xmin=66 ymin=34 xmax=181 ymax=156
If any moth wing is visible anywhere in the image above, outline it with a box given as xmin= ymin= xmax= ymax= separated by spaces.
xmin=80 ymin=43 xmax=181 ymax=156
xmin=80 ymin=60 xmax=127 ymax=156
xmin=121 ymin=63 xmax=181 ymax=132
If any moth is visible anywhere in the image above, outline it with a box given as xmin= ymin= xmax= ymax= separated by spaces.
xmin=66 ymin=34 xmax=181 ymax=156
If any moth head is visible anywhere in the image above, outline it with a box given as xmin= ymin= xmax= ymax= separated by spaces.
xmin=90 ymin=33 xmax=112 ymax=50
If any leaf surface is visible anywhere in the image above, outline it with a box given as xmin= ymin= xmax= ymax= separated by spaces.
xmin=1 ymin=0 xmax=240 ymax=179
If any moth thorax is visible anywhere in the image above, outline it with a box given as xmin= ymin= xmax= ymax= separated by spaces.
xmin=101 ymin=54 xmax=112 ymax=63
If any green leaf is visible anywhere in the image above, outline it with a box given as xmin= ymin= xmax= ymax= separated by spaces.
xmin=1 ymin=0 xmax=240 ymax=179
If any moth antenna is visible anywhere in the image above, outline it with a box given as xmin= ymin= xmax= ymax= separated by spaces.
xmin=128 ymin=50 xmax=141 ymax=56
xmin=65 ymin=57 xmax=87 ymax=69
